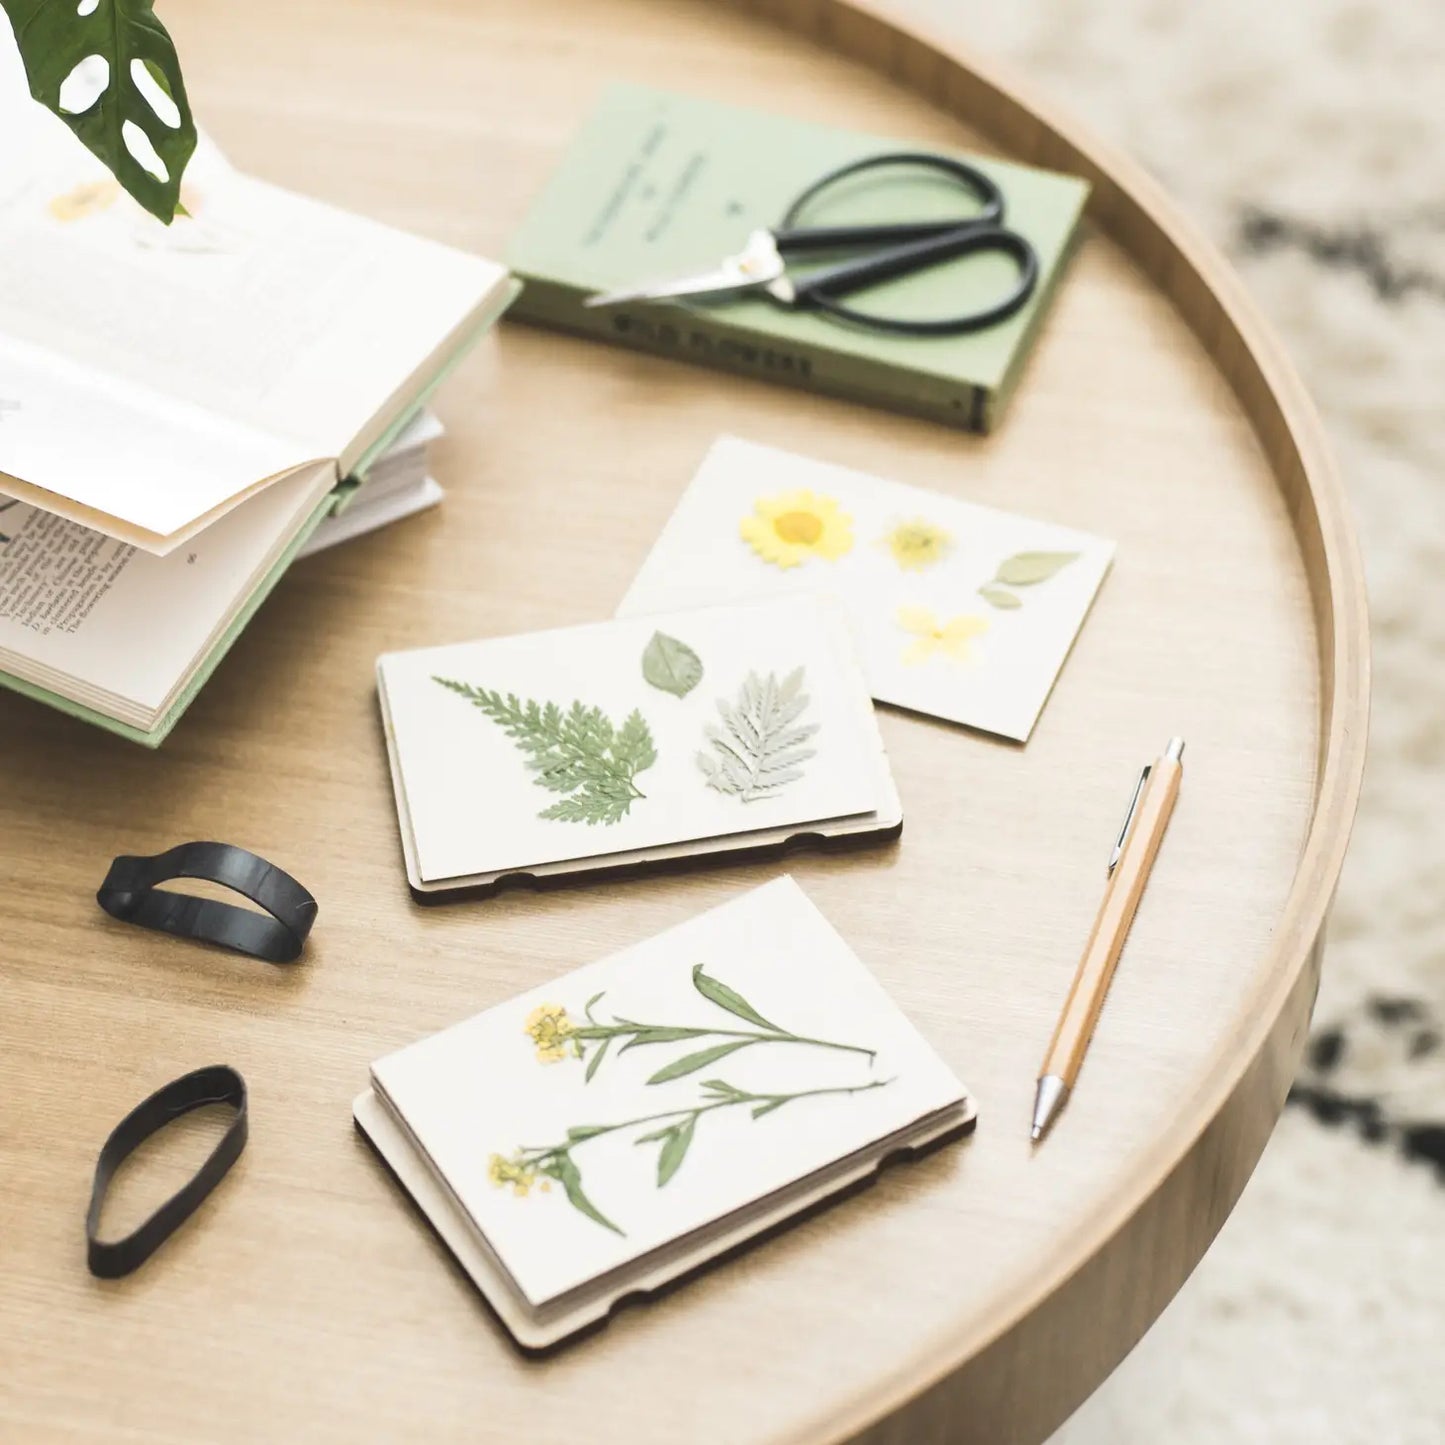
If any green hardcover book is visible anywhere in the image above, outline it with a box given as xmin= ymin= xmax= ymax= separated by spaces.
xmin=507 ymin=86 xmax=1090 ymax=432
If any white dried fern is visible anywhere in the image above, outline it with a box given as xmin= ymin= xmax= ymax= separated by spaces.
xmin=696 ymin=667 xmax=819 ymax=802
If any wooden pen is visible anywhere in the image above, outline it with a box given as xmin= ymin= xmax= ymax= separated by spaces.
xmin=1031 ymin=737 xmax=1186 ymax=1143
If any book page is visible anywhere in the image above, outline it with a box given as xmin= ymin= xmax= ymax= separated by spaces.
xmin=0 ymin=331 xmax=304 ymax=546
xmin=0 ymin=463 xmax=331 ymax=720
xmin=0 ymin=25 xmax=508 ymax=538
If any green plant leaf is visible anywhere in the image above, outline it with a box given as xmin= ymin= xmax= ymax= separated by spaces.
xmin=617 ymin=1027 xmax=709 ymax=1053
xmin=641 ymin=631 xmax=704 ymax=698
xmin=993 ymin=552 xmax=1079 ymax=586
xmin=698 ymin=667 xmax=818 ymax=802
xmin=751 ymin=1099 xmax=789 ymax=1119
xmin=691 ymin=964 xmax=782 ymax=1032
xmin=435 ymin=678 xmax=653 ymax=826
xmin=978 ymin=584 xmax=1023 ymax=610
xmin=550 ymin=1152 xmax=623 ymax=1236
xmin=1 ymin=0 xmax=197 ymax=224
xmin=566 ymin=1125 xmax=609 ymax=1142
xmin=646 ymin=1040 xmax=753 ymax=1084
xmin=656 ymin=1115 xmax=696 ymax=1186
xmin=699 ymin=1079 xmax=747 ymax=1099
xmin=584 ymin=1035 xmax=610 ymax=1083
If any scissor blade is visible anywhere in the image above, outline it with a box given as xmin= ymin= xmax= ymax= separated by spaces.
xmin=583 ymin=267 xmax=756 ymax=309
xmin=584 ymin=229 xmax=786 ymax=309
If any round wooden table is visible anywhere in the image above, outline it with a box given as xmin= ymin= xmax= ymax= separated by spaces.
xmin=0 ymin=1 xmax=1368 ymax=1442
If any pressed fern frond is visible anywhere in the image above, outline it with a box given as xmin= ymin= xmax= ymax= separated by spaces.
xmin=434 ymin=679 xmax=655 ymax=826
xmin=696 ymin=667 xmax=818 ymax=803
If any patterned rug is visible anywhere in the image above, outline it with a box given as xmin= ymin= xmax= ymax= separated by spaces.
xmin=903 ymin=2 xmax=1445 ymax=1440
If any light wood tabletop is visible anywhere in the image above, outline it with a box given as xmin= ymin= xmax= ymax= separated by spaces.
xmin=0 ymin=1 xmax=1368 ymax=1442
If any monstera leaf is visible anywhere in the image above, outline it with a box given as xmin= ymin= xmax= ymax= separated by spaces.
xmin=2 ymin=0 xmax=195 ymax=223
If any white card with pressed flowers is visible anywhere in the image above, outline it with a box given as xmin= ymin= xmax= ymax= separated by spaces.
xmin=617 ymin=436 xmax=1117 ymax=741
xmin=367 ymin=877 xmax=971 ymax=1312
xmin=377 ymin=594 xmax=898 ymax=889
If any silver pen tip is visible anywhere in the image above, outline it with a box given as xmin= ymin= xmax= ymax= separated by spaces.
xmin=1030 ymin=1074 xmax=1069 ymax=1142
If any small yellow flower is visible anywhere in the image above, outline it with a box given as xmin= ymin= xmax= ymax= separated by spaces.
xmin=487 ymin=1151 xmax=538 ymax=1197
xmin=897 ymin=606 xmax=989 ymax=665
xmin=740 ymin=490 xmax=853 ymax=569
xmin=882 ymin=519 xmax=952 ymax=571
xmin=48 ymin=180 xmax=121 ymax=223
xmin=525 ymin=1003 xmax=581 ymax=1063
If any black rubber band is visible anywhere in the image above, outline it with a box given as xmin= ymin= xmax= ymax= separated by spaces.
xmin=86 ymin=1064 xmax=248 ymax=1279
xmin=97 ymin=842 xmax=317 ymax=964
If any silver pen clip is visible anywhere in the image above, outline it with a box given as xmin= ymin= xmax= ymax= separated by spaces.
xmin=1107 ymin=765 xmax=1152 ymax=875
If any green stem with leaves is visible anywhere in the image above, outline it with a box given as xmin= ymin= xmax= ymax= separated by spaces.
xmin=514 ymin=1077 xmax=892 ymax=1236
xmin=572 ymin=964 xmax=877 ymax=1085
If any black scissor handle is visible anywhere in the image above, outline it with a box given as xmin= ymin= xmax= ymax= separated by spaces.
xmin=773 ymin=150 xmax=1040 ymax=336
xmin=794 ymin=225 xmax=1040 ymax=336
xmin=776 ymin=150 xmax=1006 ymax=245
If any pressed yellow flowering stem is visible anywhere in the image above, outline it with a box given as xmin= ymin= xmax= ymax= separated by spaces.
xmin=518 ymin=1079 xmax=891 ymax=1161
xmin=569 ymin=1023 xmax=875 ymax=1060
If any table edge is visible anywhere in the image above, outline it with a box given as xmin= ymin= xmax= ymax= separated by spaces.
xmin=724 ymin=3 xmax=1371 ymax=1440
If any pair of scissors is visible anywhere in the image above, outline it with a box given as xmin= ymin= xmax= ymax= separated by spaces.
xmin=585 ymin=151 xmax=1040 ymax=337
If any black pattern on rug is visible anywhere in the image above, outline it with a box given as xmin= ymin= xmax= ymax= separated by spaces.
xmin=1290 ymin=1000 xmax=1445 ymax=1181
xmin=1237 ymin=205 xmax=1445 ymax=304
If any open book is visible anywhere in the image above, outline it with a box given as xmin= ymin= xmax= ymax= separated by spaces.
xmin=0 ymin=102 xmax=513 ymax=552
xmin=0 ymin=30 xmax=515 ymax=742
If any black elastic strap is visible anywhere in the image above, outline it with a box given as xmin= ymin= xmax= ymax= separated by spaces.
xmin=97 ymin=841 xmax=317 ymax=963
xmin=86 ymin=1064 xmax=248 ymax=1279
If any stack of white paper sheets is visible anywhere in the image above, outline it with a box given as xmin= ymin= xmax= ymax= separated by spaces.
xmin=377 ymin=595 xmax=903 ymax=896
xmin=355 ymin=876 xmax=974 ymax=1348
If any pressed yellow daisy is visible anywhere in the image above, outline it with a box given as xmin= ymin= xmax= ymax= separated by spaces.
xmin=48 ymin=180 xmax=121 ymax=223
xmin=524 ymin=1003 xmax=580 ymax=1063
xmin=896 ymin=606 xmax=989 ymax=665
xmin=740 ymin=490 xmax=853 ymax=569
xmin=487 ymin=1151 xmax=538 ymax=1197
xmin=882 ymin=518 xmax=951 ymax=571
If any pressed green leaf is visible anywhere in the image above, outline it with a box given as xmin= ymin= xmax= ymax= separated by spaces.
xmin=646 ymin=1040 xmax=753 ymax=1084
xmin=553 ymin=1153 xmax=623 ymax=1236
xmin=994 ymin=551 xmax=1079 ymax=586
xmin=633 ymin=1125 xmax=677 ymax=1145
xmin=751 ymin=1098 xmax=789 ymax=1119
xmin=566 ymin=1125 xmax=609 ymax=1142
xmin=698 ymin=667 xmax=818 ymax=803
xmin=2 ymin=0 xmax=198 ymax=223
xmin=641 ymin=631 xmax=704 ymax=698
xmin=613 ymin=708 xmax=658 ymax=774
xmin=584 ymin=1035 xmax=610 ymax=1083
xmin=691 ymin=964 xmax=782 ymax=1032
xmin=435 ymin=678 xmax=653 ymax=826
xmin=656 ymin=1115 xmax=696 ymax=1186
xmin=617 ymin=1026 xmax=709 ymax=1053
xmin=978 ymin=584 xmax=1023 ymax=611
xmin=699 ymin=1079 xmax=747 ymax=1098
